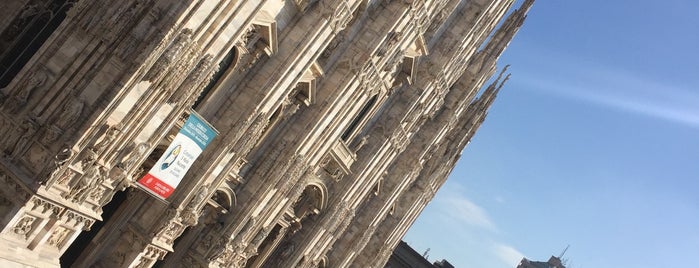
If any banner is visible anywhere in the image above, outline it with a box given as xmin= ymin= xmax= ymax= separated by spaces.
xmin=137 ymin=112 xmax=217 ymax=199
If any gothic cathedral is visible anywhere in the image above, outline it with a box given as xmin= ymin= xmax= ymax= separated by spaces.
xmin=0 ymin=0 xmax=533 ymax=267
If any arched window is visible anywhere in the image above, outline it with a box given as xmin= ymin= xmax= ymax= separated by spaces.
xmin=192 ymin=46 xmax=238 ymax=109
xmin=0 ymin=0 xmax=72 ymax=87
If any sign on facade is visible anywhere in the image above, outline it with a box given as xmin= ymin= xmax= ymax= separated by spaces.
xmin=137 ymin=112 xmax=217 ymax=199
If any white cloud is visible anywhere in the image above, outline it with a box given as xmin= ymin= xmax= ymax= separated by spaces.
xmin=444 ymin=195 xmax=496 ymax=230
xmin=493 ymin=243 xmax=526 ymax=267
xmin=433 ymin=185 xmax=497 ymax=231
xmin=512 ymin=51 xmax=699 ymax=128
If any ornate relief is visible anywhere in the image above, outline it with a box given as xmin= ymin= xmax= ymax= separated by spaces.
xmin=65 ymin=210 xmax=94 ymax=231
xmin=92 ymin=125 xmax=120 ymax=153
xmin=320 ymin=31 xmax=345 ymax=60
xmin=294 ymin=0 xmax=320 ymax=12
xmin=389 ymin=126 xmax=409 ymax=151
xmin=4 ymin=70 xmax=48 ymax=114
xmin=117 ymin=142 xmax=151 ymax=170
xmin=327 ymin=0 xmax=353 ymax=33
xmin=3 ymin=118 xmax=38 ymax=159
xmin=55 ymin=169 xmax=76 ymax=186
xmin=358 ymin=62 xmax=385 ymax=96
xmin=145 ymin=28 xmax=194 ymax=82
xmin=12 ymin=215 xmax=36 ymax=239
xmin=64 ymin=163 xmax=105 ymax=202
xmin=42 ymin=146 xmax=73 ymax=185
xmin=54 ymin=98 xmax=84 ymax=132
xmin=47 ymin=226 xmax=71 ymax=248
xmin=29 ymin=196 xmax=63 ymax=216
xmin=94 ymin=229 xmax=146 ymax=267
xmin=170 ymin=54 xmax=216 ymax=105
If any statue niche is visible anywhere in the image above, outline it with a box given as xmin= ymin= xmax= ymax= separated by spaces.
xmin=256 ymin=184 xmax=324 ymax=268
xmin=0 ymin=0 xmax=75 ymax=88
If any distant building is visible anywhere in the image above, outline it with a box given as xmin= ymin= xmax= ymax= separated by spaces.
xmin=517 ymin=256 xmax=566 ymax=268
xmin=433 ymin=259 xmax=456 ymax=268
xmin=385 ymin=241 xmax=454 ymax=268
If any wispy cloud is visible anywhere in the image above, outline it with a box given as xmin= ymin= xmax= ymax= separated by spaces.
xmin=493 ymin=243 xmax=526 ymax=267
xmin=510 ymin=46 xmax=699 ymax=128
xmin=433 ymin=184 xmax=497 ymax=231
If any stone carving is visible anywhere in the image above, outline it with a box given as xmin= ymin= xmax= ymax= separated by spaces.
xmin=0 ymin=4 xmax=45 ymax=56
xmin=320 ymin=31 xmax=345 ymax=60
xmin=5 ymin=70 xmax=48 ymax=114
xmin=94 ymin=230 xmax=145 ymax=267
xmin=12 ymin=215 xmax=36 ymax=238
xmin=65 ymin=163 xmax=104 ymax=202
xmin=208 ymin=241 xmax=234 ymax=263
xmin=55 ymin=169 xmax=76 ymax=186
xmin=145 ymin=28 xmax=194 ymax=82
xmin=377 ymin=32 xmax=403 ymax=57
xmin=55 ymin=99 xmax=84 ymax=131
xmin=8 ymin=119 xmax=38 ymax=159
xmin=280 ymin=241 xmax=295 ymax=258
xmin=41 ymin=125 xmax=64 ymax=144
xmin=117 ymin=142 xmax=150 ymax=170
xmin=93 ymin=125 xmax=120 ymax=153
xmin=169 ymin=54 xmax=215 ymax=104
xmin=328 ymin=1 xmax=352 ymax=33
xmin=294 ymin=0 xmax=320 ymax=12
xmin=355 ymin=135 xmax=370 ymax=151
xmin=43 ymin=146 xmax=73 ymax=184
xmin=29 ymin=196 xmax=63 ymax=215
xmin=47 ymin=226 xmax=71 ymax=248
xmin=186 ymin=184 xmax=209 ymax=212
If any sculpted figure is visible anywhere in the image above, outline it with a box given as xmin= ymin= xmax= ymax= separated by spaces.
xmin=66 ymin=163 xmax=103 ymax=202
xmin=93 ymin=126 xmax=120 ymax=152
xmin=5 ymin=119 xmax=36 ymax=158
xmin=55 ymin=99 xmax=84 ymax=130
xmin=42 ymin=147 xmax=73 ymax=185
xmin=16 ymin=71 xmax=47 ymax=103
xmin=117 ymin=142 xmax=150 ymax=170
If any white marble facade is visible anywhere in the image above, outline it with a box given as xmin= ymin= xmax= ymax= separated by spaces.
xmin=0 ymin=0 xmax=533 ymax=267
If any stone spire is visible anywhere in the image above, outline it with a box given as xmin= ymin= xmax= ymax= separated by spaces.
xmin=458 ymin=65 xmax=511 ymax=151
xmin=468 ymin=0 xmax=535 ymax=75
xmin=477 ymin=65 xmax=510 ymax=113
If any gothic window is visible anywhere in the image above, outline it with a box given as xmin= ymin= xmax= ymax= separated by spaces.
xmin=341 ymin=95 xmax=377 ymax=142
xmin=0 ymin=0 xmax=73 ymax=88
xmin=192 ymin=46 xmax=238 ymax=109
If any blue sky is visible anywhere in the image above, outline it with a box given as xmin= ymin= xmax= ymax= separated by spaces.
xmin=404 ymin=1 xmax=699 ymax=267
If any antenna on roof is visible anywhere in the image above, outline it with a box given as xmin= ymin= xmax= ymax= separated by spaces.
xmin=558 ymin=245 xmax=570 ymax=259
xmin=422 ymin=248 xmax=431 ymax=259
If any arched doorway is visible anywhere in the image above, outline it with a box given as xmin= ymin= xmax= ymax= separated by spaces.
xmin=59 ymin=189 xmax=127 ymax=267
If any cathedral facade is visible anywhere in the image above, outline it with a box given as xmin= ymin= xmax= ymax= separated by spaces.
xmin=0 ymin=0 xmax=533 ymax=267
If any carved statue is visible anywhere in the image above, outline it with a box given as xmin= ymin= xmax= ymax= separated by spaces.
xmin=55 ymin=99 xmax=84 ymax=131
xmin=47 ymin=227 xmax=70 ymax=247
xmin=6 ymin=71 xmax=48 ymax=114
xmin=4 ymin=119 xmax=37 ymax=158
xmin=42 ymin=147 xmax=73 ymax=185
xmin=12 ymin=216 xmax=35 ymax=238
xmin=186 ymin=184 xmax=209 ymax=212
xmin=65 ymin=163 xmax=103 ymax=202
xmin=117 ymin=142 xmax=150 ymax=170
xmin=355 ymin=135 xmax=370 ymax=151
xmin=93 ymin=125 xmax=120 ymax=153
